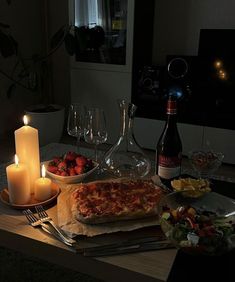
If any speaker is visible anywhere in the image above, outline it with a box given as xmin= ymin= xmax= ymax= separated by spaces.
xmin=137 ymin=65 xmax=165 ymax=102
xmin=166 ymin=55 xmax=197 ymax=101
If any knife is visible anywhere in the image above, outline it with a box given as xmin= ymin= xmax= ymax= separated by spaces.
xmin=76 ymin=235 xmax=165 ymax=253
xmin=76 ymin=236 xmax=174 ymax=257
xmin=77 ymin=240 xmax=174 ymax=257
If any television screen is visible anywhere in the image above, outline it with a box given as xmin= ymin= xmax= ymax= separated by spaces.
xmin=198 ymin=29 xmax=235 ymax=129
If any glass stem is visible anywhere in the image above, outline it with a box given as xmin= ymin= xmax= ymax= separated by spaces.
xmin=94 ymin=143 xmax=98 ymax=162
xmin=76 ymin=134 xmax=81 ymax=154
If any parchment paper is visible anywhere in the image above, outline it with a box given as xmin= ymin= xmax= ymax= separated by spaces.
xmin=57 ymin=181 xmax=160 ymax=237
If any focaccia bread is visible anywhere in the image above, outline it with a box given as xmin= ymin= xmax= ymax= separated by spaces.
xmin=71 ymin=179 xmax=163 ymax=224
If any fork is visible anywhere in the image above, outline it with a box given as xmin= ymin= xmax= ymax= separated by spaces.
xmin=35 ymin=205 xmax=75 ymax=245
xmin=23 ymin=209 xmax=48 ymax=229
xmin=23 ymin=209 xmax=73 ymax=247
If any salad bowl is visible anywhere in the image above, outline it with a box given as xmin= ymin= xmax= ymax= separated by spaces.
xmin=158 ymin=191 xmax=235 ymax=255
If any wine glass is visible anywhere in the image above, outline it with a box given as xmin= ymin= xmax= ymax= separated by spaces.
xmin=67 ymin=103 xmax=84 ymax=152
xmin=84 ymin=107 xmax=108 ymax=164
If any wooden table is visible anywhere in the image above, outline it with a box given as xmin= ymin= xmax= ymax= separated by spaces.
xmin=0 ymin=142 xmax=235 ymax=282
xmin=0 ymin=143 xmax=178 ymax=282
xmin=0 ymin=202 xmax=179 ymax=282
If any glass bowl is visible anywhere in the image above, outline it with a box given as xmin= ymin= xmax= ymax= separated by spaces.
xmin=188 ymin=150 xmax=224 ymax=178
xmin=158 ymin=191 xmax=235 ymax=256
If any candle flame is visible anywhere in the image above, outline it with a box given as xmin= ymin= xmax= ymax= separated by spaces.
xmin=15 ymin=154 xmax=19 ymax=166
xmin=23 ymin=115 xmax=28 ymax=126
xmin=42 ymin=164 xmax=46 ymax=178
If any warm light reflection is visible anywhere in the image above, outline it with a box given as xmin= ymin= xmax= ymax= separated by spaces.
xmin=15 ymin=154 xmax=19 ymax=166
xmin=42 ymin=164 xmax=46 ymax=178
xmin=219 ymin=72 xmax=227 ymax=79
xmin=215 ymin=60 xmax=222 ymax=68
xmin=23 ymin=115 xmax=28 ymax=126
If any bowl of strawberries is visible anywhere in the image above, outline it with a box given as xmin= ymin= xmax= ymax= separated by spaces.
xmin=44 ymin=151 xmax=98 ymax=183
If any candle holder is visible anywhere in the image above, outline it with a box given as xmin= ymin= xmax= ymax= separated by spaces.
xmin=0 ymin=182 xmax=60 ymax=209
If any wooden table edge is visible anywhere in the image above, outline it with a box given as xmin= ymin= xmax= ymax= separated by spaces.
xmin=0 ymin=228 xmax=171 ymax=282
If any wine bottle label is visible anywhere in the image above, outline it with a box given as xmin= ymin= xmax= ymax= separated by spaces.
xmin=158 ymin=166 xmax=181 ymax=179
xmin=167 ymin=100 xmax=177 ymax=115
xmin=157 ymin=154 xmax=181 ymax=179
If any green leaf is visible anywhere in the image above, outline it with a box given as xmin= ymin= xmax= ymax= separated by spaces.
xmin=0 ymin=30 xmax=17 ymax=57
xmin=64 ymin=33 xmax=76 ymax=56
xmin=75 ymin=26 xmax=90 ymax=52
xmin=50 ymin=25 xmax=66 ymax=49
xmin=0 ymin=22 xmax=10 ymax=28
xmin=7 ymin=84 xmax=16 ymax=99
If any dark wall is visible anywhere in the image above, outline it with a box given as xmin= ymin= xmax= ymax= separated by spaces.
xmin=0 ymin=0 xmax=45 ymax=137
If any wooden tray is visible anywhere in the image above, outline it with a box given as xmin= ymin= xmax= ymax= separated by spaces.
xmin=0 ymin=182 xmax=60 ymax=209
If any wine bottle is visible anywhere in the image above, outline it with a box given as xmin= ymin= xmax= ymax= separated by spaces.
xmin=156 ymin=97 xmax=182 ymax=186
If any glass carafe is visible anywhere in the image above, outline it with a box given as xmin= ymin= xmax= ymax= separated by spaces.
xmin=104 ymin=99 xmax=151 ymax=178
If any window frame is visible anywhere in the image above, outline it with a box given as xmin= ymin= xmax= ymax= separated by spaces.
xmin=69 ymin=0 xmax=134 ymax=73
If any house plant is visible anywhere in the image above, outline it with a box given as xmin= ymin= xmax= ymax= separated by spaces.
xmin=0 ymin=18 xmax=67 ymax=145
xmin=0 ymin=2 xmax=73 ymax=145
xmin=0 ymin=0 xmax=105 ymax=145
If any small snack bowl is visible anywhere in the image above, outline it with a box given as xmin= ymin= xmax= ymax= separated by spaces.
xmin=171 ymin=177 xmax=211 ymax=198
xmin=43 ymin=152 xmax=98 ymax=184
xmin=158 ymin=191 xmax=235 ymax=256
xmin=188 ymin=150 xmax=224 ymax=178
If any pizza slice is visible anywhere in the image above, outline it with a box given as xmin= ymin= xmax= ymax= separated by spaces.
xmin=71 ymin=179 xmax=163 ymax=224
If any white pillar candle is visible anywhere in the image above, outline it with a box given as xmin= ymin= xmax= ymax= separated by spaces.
xmin=15 ymin=115 xmax=40 ymax=194
xmin=34 ymin=164 xmax=52 ymax=201
xmin=6 ymin=155 xmax=31 ymax=205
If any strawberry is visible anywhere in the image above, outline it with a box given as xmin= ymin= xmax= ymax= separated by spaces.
xmin=74 ymin=165 xmax=84 ymax=175
xmin=64 ymin=151 xmax=77 ymax=161
xmin=68 ymin=167 xmax=76 ymax=176
xmin=57 ymin=161 xmax=67 ymax=171
xmin=60 ymin=171 xmax=68 ymax=176
xmin=47 ymin=165 xmax=58 ymax=174
xmin=75 ymin=156 xmax=87 ymax=166
xmin=53 ymin=157 xmax=61 ymax=164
